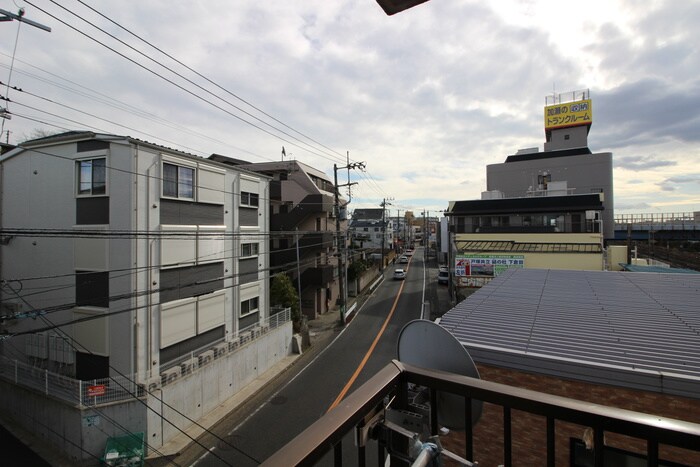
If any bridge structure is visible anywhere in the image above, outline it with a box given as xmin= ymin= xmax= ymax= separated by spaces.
xmin=614 ymin=212 xmax=700 ymax=241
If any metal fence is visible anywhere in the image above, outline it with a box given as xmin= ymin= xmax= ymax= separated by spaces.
xmin=0 ymin=308 xmax=291 ymax=407
xmin=264 ymin=361 xmax=700 ymax=467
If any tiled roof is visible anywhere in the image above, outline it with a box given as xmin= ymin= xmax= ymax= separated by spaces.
xmin=439 ymin=268 xmax=700 ymax=398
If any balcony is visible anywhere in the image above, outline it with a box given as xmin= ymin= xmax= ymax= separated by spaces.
xmin=263 ymin=361 xmax=700 ymax=467
xmin=271 ymin=194 xmax=335 ymax=231
xmin=301 ymin=263 xmax=335 ymax=286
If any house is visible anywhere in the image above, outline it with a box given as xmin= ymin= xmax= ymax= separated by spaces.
xmin=210 ymin=157 xmax=345 ymax=320
xmin=350 ymin=208 xmax=393 ymax=251
xmin=0 ymin=131 xmax=292 ymax=462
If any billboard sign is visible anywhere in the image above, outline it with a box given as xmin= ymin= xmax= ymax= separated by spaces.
xmin=455 ymin=254 xmax=524 ymax=287
xmin=544 ymin=99 xmax=592 ymax=130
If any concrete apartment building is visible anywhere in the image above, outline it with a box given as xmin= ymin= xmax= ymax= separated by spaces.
xmin=0 ymin=132 xmax=292 ymax=462
xmin=210 ymin=157 xmax=345 ymax=320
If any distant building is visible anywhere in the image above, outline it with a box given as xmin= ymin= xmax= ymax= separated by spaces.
xmin=350 ymin=208 xmax=392 ymax=251
xmin=445 ymin=90 xmax=614 ymax=289
xmin=0 ymin=132 xmax=291 ymax=462
xmin=211 ymin=157 xmax=345 ymax=320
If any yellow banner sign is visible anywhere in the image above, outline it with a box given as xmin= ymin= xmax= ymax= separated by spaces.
xmin=544 ymin=99 xmax=592 ymax=130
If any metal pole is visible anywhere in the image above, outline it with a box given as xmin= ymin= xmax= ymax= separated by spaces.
xmin=334 ymin=164 xmax=345 ymax=325
xmin=381 ymin=199 xmax=386 ymax=272
xmin=295 ymin=227 xmax=303 ymax=317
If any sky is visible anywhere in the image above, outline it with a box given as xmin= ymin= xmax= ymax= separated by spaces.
xmin=1 ymin=0 xmax=699 ymax=217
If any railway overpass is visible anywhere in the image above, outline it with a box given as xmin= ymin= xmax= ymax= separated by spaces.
xmin=614 ymin=212 xmax=700 ymax=241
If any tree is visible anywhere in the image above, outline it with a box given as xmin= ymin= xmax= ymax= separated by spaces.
xmin=270 ymin=273 xmax=300 ymax=328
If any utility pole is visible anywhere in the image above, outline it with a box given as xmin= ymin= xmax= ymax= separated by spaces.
xmin=380 ymin=198 xmax=393 ymax=272
xmin=334 ymin=159 xmax=365 ymax=324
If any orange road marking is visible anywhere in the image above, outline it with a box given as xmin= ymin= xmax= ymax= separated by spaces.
xmin=327 ymin=258 xmax=410 ymax=412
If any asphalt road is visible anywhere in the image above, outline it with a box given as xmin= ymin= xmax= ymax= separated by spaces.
xmin=185 ymin=248 xmax=431 ymax=467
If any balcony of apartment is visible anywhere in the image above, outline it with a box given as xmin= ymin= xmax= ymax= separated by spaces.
xmin=301 ymin=262 xmax=335 ymax=286
xmin=271 ymin=194 xmax=335 ymax=231
xmin=263 ymin=360 xmax=700 ymax=467
xmin=272 ymin=232 xmax=335 ymax=265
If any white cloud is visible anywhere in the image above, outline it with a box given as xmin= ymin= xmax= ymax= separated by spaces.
xmin=1 ymin=0 xmax=699 ymax=215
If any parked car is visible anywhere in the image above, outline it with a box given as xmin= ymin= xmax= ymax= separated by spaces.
xmin=394 ymin=268 xmax=406 ymax=280
xmin=405 ymin=249 xmax=414 ymax=256
xmin=399 ymin=255 xmax=409 ymax=264
xmin=437 ymin=268 xmax=449 ymax=285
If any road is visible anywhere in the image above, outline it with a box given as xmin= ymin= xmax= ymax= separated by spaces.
xmin=185 ymin=248 xmax=432 ymax=466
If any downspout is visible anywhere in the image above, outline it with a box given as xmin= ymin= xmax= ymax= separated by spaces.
xmin=145 ymin=156 xmax=159 ymax=383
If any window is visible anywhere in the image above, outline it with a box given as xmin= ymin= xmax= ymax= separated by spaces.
xmin=163 ymin=162 xmax=194 ymax=199
xmin=76 ymin=271 xmax=109 ymax=308
xmin=241 ymin=191 xmax=259 ymax=207
xmin=241 ymin=242 xmax=259 ymax=257
xmin=77 ymin=158 xmax=106 ymax=195
xmin=241 ymin=297 xmax=259 ymax=316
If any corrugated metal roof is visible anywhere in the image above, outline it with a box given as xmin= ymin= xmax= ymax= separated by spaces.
xmin=440 ymin=268 xmax=700 ymax=398
xmin=620 ymin=264 xmax=700 ymax=274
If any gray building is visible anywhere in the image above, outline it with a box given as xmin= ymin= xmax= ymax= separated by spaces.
xmin=486 ymin=94 xmax=614 ymax=240
xmin=211 ymin=157 xmax=345 ymax=320
xmin=0 ymin=132 xmax=291 ymax=462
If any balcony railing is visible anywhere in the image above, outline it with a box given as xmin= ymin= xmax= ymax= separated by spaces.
xmin=263 ymin=361 xmax=700 ymax=467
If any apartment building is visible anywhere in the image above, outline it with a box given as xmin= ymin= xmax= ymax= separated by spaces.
xmin=0 ymin=131 xmax=292 ymax=462
xmin=210 ymin=157 xmax=345 ymax=320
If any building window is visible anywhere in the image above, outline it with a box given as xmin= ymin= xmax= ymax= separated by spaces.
xmin=241 ymin=297 xmax=259 ymax=316
xmin=76 ymin=271 xmax=109 ymax=308
xmin=241 ymin=191 xmax=259 ymax=207
xmin=77 ymin=158 xmax=106 ymax=195
xmin=163 ymin=162 xmax=194 ymax=199
xmin=241 ymin=242 xmax=259 ymax=257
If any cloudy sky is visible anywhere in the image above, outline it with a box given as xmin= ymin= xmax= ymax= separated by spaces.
xmin=1 ymin=0 xmax=699 ymax=216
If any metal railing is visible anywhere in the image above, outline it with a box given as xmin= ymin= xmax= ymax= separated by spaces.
xmin=0 ymin=308 xmax=291 ymax=407
xmin=615 ymin=212 xmax=698 ymax=225
xmin=264 ymin=361 xmax=700 ymax=467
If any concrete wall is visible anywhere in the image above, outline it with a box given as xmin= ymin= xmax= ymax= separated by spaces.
xmin=0 ymin=323 xmax=291 ymax=464
xmin=147 ymin=322 xmax=291 ymax=451
xmin=486 ymin=152 xmax=614 ymax=239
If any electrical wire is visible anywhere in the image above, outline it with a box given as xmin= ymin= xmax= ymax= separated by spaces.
xmin=3 ymin=284 xmax=245 ymax=466
xmin=23 ymin=0 xmax=345 ymax=166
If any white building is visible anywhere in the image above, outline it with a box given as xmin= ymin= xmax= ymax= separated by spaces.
xmin=0 ymin=131 xmax=292 ymax=462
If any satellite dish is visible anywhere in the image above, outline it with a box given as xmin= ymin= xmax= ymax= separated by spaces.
xmin=397 ymin=319 xmax=483 ymax=430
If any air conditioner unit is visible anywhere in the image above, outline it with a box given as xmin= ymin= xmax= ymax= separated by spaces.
xmin=198 ymin=350 xmax=215 ymax=366
xmin=214 ymin=343 xmax=228 ymax=358
xmin=160 ymin=366 xmax=181 ymax=385
xmin=26 ymin=332 xmax=48 ymax=359
xmin=180 ymin=357 xmax=198 ymax=375
xmin=228 ymin=337 xmax=240 ymax=351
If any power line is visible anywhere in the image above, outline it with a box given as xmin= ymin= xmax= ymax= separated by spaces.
xmin=23 ymin=0 xmax=347 ymax=166
xmin=71 ymin=0 xmax=351 ymax=164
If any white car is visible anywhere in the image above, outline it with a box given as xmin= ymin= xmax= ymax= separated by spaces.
xmin=394 ymin=268 xmax=406 ymax=280
xmin=399 ymin=255 xmax=409 ymax=264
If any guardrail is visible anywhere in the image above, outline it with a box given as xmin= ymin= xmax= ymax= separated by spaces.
xmin=263 ymin=360 xmax=700 ymax=467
